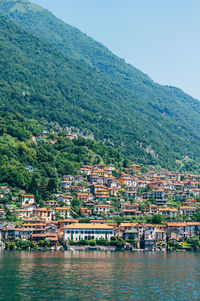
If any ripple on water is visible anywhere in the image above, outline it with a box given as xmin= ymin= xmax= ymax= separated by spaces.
xmin=0 ymin=251 xmax=199 ymax=300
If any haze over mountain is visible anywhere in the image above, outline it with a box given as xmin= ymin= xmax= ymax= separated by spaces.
xmin=1 ymin=0 xmax=200 ymax=172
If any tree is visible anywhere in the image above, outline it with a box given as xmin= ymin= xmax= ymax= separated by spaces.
xmin=193 ymin=211 xmax=200 ymax=222
xmin=79 ymin=217 xmax=91 ymax=223
xmin=47 ymin=177 xmax=58 ymax=193
xmin=44 ymin=239 xmax=51 ymax=247
xmin=114 ymin=215 xmax=123 ymax=225
xmin=187 ymin=236 xmax=200 ymax=251
xmin=71 ymin=198 xmax=81 ymax=213
xmin=152 ymin=214 xmax=163 ymax=224
xmin=115 ymin=238 xmax=125 ymax=248
xmin=55 ymin=212 xmax=62 ymax=221
xmin=39 ymin=240 xmax=44 ymax=247
xmin=28 ymin=175 xmax=38 ymax=195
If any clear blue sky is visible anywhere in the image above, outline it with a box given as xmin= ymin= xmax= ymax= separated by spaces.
xmin=32 ymin=0 xmax=200 ymax=100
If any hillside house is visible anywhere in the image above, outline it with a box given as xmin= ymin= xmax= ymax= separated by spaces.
xmin=76 ymin=193 xmax=92 ymax=203
xmin=45 ymin=200 xmax=59 ymax=207
xmin=58 ymin=195 xmax=73 ymax=205
xmin=179 ymin=206 xmax=197 ymax=216
xmin=158 ymin=207 xmax=178 ymax=217
xmin=21 ymin=203 xmax=37 ymax=213
xmin=149 ymin=204 xmax=158 ymax=214
xmin=15 ymin=209 xmax=31 ymax=219
xmin=21 ymin=194 xmax=35 ymax=206
xmin=55 ymin=207 xmax=71 ymax=219
xmin=121 ymin=209 xmax=142 ymax=217
xmin=34 ymin=207 xmax=53 ymax=221
xmin=93 ymin=204 xmax=113 ymax=216
xmin=0 ymin=209 xmax=5 ymax=219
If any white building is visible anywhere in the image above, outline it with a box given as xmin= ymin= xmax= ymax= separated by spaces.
xmin=15 ymin=209 xmax=31 ymax=219
xmin=93 ymin=204 xmax=113 ymax=216
xmin=21 ymin=203 xmax=37 ymax=213
xmin=64 ymin=223 xmax=114 ymax=241
xmin=21 ymin=194 xmax=35 ymax=206
xmin=0 ymin=209 xmax=5 ymax=219
xmin=58 ymin=195 xmax=73 ymax=205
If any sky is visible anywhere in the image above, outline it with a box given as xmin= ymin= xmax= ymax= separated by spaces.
xmin=32 ymin=0 xmax=200 ymax=100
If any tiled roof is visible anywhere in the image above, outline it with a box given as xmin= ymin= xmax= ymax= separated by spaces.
xmin=65 ymin=223 xmax=113 ymax=229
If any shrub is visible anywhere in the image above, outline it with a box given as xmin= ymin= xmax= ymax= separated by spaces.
xmin=78 ymin=239 xmax=88 ymax=246
xmin=96 ymin=239 xmax=109 ymax=246
xmin=89 ymin=240 xmax=96 ymax=246
xmin=5 ymin=241 xmax=16 ymax=250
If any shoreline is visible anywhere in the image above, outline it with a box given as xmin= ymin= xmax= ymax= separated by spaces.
xmin=0 ymin=245 xmax=199 ymax=253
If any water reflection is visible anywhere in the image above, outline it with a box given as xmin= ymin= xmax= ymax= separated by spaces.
xmin=0 ymin=251 xmax=199 ymax=300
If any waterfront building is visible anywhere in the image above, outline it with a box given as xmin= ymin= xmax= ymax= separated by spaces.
xmin=64 ymin=223 xmax=114 ymax=241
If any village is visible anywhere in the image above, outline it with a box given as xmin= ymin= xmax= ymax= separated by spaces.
xmin=0 ymin=162 xmax=200 ymax=251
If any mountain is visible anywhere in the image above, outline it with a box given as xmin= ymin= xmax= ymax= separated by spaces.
xmin=1 ymin=1 xmax=200 ymax=172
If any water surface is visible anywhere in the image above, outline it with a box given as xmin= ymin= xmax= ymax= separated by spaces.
xmin=0 ymin=251 xmax=199 ymax=300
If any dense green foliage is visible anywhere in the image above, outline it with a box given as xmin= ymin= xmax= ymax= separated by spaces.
xmin=0 ymin=112 xmax=125 ymax=199
xmin=69 ymin=237 xmax=125 ymax=247
xmin=1 ymin=2 xmax=200 ymax=171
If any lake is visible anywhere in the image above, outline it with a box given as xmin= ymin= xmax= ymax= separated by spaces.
xmin=0 ymin=251 xmax=199 ymax=300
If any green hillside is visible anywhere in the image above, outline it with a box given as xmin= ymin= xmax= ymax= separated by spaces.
xmin=1 ymin=2 xmax=200 ymax=171
xmin=0 ymin=111 xmax=125 ymax=200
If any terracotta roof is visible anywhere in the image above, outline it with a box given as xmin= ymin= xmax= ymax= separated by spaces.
xmin=55 ymin=207 xmax=70 ymax=210
xmin=122 ymin=209 xmax=137 ymax=212
xmin=64 ymin=223 xmax=114 ymax=229
xmin=15 ymin=228 xmax=32 ymax=232
xmin=58 ymin=219 xmax=78 ymax=223
xmin=159 ymin=208 xmax=178 ymax=212
xmin=167 ymin=222 xmax=187 ymax=227
xmin=94 ymin=204 xmax=113 ymax=208
xmin=22 ymin=203 xmax=36 ymax=208
xmin=76 ymin=193 xmax=89 ymax=196
xmin=23 ymin=223 xmax=46 ymax=227
xmin=155 ymin=229 xmax=167 ymax=233
xmin=180 ymin=206 xmax=196 ymax=210
xmin=35 ymin=208 xmax=53 ymax=212
xmin=186 ymin=222 xmax=200 ymax=226
xmin=119 ymin=223 xmax=139 ymax=229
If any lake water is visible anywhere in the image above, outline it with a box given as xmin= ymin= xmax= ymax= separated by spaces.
xmin=0 ymin=251 xmax=199 ymax=300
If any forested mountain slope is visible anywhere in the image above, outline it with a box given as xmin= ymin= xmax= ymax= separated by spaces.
xmin=1 ymin=1 xmax=200 ymax=172
xmin=0 ymin=111 xmax=125 ymax=199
